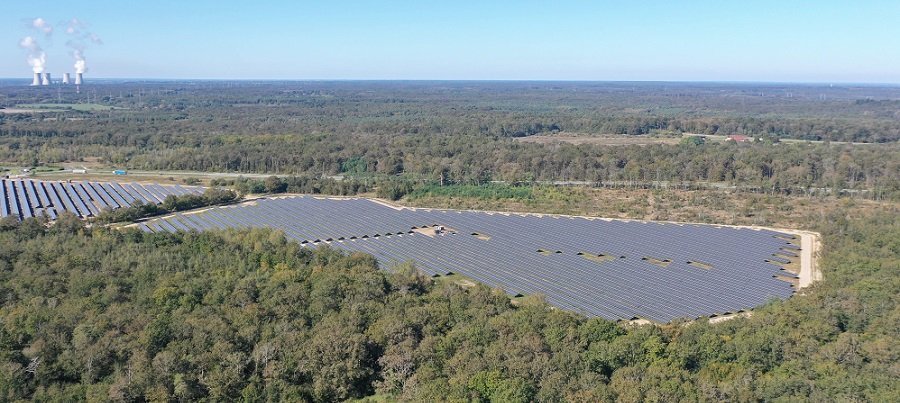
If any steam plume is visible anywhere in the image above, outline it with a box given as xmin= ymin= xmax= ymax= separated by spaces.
xmin=64 ymin=18 xmax=102 ymax=74
xmin=19 ymin=36 xmax=46 ymax=73
xmin=18 ymin=17 xmax=53 ymax=74
xmin=31 ymin=17 xmax=53 ymax=35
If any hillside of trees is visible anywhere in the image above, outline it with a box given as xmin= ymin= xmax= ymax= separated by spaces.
xmin=0 ymin=204 xmax=896 ymax=401
xmin=1 ymin=131 xmax=898 ymax=199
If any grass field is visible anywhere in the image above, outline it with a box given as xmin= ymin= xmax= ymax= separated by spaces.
xmin=516 ymin=132 xmax=879 ymax=147
xmin=400 ymin=185 xmax=889 ymax=229
xmin=30 ymin=167 xmax=274 ymax=186
xmin=516 ymin=133 xmax=681 ymax=146
xmin=12 ymin=103 xmax=117 ymax=112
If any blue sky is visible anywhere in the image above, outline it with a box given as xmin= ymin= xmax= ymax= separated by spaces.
xmin=2 ymin=0 xmax=899 ymax=82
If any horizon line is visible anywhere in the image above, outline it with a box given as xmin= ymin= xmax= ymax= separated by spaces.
xmin=1 ymin=77 xmax=899 ymax=86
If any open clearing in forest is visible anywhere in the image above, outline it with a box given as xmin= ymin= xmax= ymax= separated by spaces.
xmin=516 ymin=132 xmax=881 ymax=146
xmin=516 ymin=134 xmax=681 ymax=146
xmin=11 ymin=103 xmax=118 ymax=112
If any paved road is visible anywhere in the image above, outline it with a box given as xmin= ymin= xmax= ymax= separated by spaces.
xmin=33 ymin=169 xmax=276 ymax=180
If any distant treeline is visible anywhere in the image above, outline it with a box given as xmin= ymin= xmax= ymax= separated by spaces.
xmin=125 ymin=138 xmax=900 ymax=200
xmin=0 ymin=82 xmax=898 ymax=198
xmin=2 ymin=81 xmax=898 ymax=142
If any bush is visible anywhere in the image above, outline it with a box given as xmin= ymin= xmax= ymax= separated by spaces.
xmin=406 ymin=183 xmax=533 ymax=201
xmin=94 ymin=188 xmax=238 ymax=223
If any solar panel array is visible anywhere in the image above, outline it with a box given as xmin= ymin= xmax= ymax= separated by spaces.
xmin=0 ymin=179 xmax=203 ymax=220
xmin=139 ymin=195 xmax=800 ymax=322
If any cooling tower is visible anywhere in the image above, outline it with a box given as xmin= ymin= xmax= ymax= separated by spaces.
xmin=41 ymin=73 xmax=51 ymax=86
xmin=74 ymin=72 xmax=83 ymax=85
xmin=31 ymin=73 xmax=41 ymax=86
xmin=62 ymin=73 xmax=71 ymax=84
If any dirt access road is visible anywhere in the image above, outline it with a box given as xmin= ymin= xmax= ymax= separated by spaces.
xmin=31 ymin=169 xmax=277 ymax=183
xmin=516 ymin=132 xmax=879 ymax=147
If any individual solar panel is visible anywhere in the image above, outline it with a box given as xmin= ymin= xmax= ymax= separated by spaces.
xmin=71 ymin=183 xmax=100 ymax=216
xmin=0 ymin=180 xmax=8 ymax=217
xmin=121 ymin=183 xmax=153 ymax=204
xmin=109 ymin=182 xmax=138 ymax=206
xmin=134 ymin=183 xmax=165 ymax=202
xmin=5 ymin=180 xmax=20 ymax=218
xmin=132 ymin=183 xmax=165 ymax=203
xmin=90 ymin=182 xmax=121 ymax=208
xmin=81 ymin=182 xmax=112 ymax=210
xmin=146 ymin=184 xmax=178 ymax=200
xmin=42 ymin=182 xmax=64 ymax=217
xmin=98 ymin=183 xmax=128 ymax=208
xmin=62 ymin=183 xmax=91 ymax=217
xmin=25 ymin=180 xmax=42 ymax=209
xmin=50 ymin=182 xmax=80 ymax=216
xmin=176 ymin=185 xmax=197 ymax=196
xmin=34 ymin=180 xmax=52 ymax=208
xmin=14 ymin=181 xmax=32 ymax=218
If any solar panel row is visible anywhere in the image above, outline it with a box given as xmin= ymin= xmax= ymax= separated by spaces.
xmin=0 ymin=179 xmax=204 ymax=220
xmin=141 ymin=195 xmax=801 ymax=322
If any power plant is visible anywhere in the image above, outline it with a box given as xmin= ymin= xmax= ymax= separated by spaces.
xmin=19 ymin=17 xmax=98 ymax=88
xmin=27 ymin=71 xmax=84 ymax=86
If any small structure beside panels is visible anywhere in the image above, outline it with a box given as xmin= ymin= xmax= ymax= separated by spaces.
xmin=139 ymin=195 xmax=801 ymax=323
xmin=0 ymin=179 xmax=204 ymax=220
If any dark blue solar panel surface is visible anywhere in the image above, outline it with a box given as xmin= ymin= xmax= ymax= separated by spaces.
xmin=141 ymin=196 xmax=800 ymax=322
xmin=0 ymin=179 xmax=203 ymax=220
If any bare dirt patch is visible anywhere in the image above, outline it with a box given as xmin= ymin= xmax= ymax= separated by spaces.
xmin=412 ymin=226 xmax=438 ymax=237
xmin=370 ymin=198 xmax=406 ymax=211
xmin=435 ymin=273 xmax=478 ymax=289
xmin=642 ymin=256 xmax=672 ymax=268
xmin=578 ymin=253 xmax=616 ymax=264
xmin=774 ymin=274 xmax=800 ymax=287
xmin=797 ymin=230 xmax=822 ymax=288
xmin=687 ymin=261 xmax=714 ymax=270
xmin=516 ymin=134 xmax=680 ymax=146
xmin=709 ymin=311 xmax=753 ymax=324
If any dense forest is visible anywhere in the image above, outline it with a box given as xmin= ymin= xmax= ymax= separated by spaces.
xmin=0 ymin=206 xmax=896 ymax=401
xmin=2 ymin=81 xmax=899 ymax=142
xmin=0 ymin=82 xmax=899 ymax=198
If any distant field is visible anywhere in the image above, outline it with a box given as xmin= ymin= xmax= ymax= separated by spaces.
xmin=0 ymin=107 xmax=63 ymax=114
xmin=9 ymin=103 xmax=117 ymax=112
xmin=516 ymin=134 xmax=681 ymax=146
xmin=517 ymin=133 xmax=878 ymax=146
xmin=32 ymin=168 xmax=273 ymax=186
